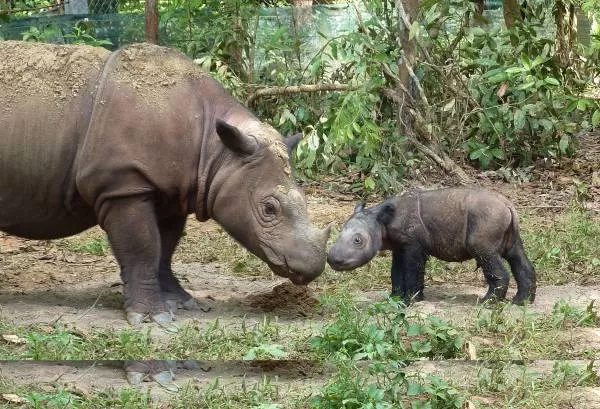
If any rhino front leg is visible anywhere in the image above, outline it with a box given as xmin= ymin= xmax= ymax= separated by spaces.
xmin=158 ymin=215 xmax=199 ymax=312
xmin=102 ymin=196 xmax=170 ymax=325
xmin=390 ymin=250 xmax=405 ymax=299
xmin=391 ymin=247 xmax=426 ymax=304
xmin=477 ymin=255 xmax=510 ymax=303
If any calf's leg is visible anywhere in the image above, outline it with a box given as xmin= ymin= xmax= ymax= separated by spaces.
xmin=505 ymin=238 xmax=536 ymax=305
xmin=391 ymin=247 xmax=427 ymax=304
xmin=477 ymin=255 xmax=510 ymax=302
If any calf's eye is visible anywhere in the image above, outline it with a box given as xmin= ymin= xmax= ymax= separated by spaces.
xmin=352 ymin=235 xmax=363 ymax=246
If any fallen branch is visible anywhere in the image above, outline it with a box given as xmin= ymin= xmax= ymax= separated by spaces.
xmin=246 ymin=83 xmax=357 ymax=106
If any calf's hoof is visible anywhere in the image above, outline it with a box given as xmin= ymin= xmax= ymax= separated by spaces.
xmin=390 ymin=290 xmax=423 ymax=305
xmin=511 ymin=292 xmax=536 ymax=305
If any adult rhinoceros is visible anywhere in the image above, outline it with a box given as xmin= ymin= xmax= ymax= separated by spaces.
xmin=0 ymin=41 xmax=330 ymax=325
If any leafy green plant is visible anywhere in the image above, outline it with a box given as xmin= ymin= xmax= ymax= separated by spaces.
xmin=550 ymin=300 xmax=598 ymax=328
xmin=26 ymin=390 xmax=80 ymax=409
xmin=24 ymin=325 xmax=83 ymax=360
xmin=310 ymin=295 xmax=464 ymax=361
xmin=64 ymin=20 xmax=113 ymax=47
xmin=70 ymin=237 xmax=110 ymax=256
xmin=549 ymin=360 xmax=599 ymax=388
xmin=310 ymin=361 xmax=465 ymax=409
xmin=455 ymin=13 xmax=599 ymax=167
xmin=21 ymin=24 xmax=60 ymax=42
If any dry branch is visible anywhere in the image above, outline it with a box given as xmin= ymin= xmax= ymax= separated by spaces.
xmin=246 ymin=83 xmax=357 ymax=106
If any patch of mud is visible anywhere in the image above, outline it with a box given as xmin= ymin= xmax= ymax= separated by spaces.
xmin=109 ymin=43 xmax=206 ymax=106
xmin=0 ymin=40 xmax=109 ymax=113
xmin=244 ymin=282 xmax=321 ymax=318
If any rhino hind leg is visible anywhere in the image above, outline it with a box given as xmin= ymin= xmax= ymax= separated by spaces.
xmin=477 ymin=255 xmax=510 ymax=303
xmin=103 ymin=196 xmax=171 ymax=325
xmin=391 ymin=247 xmax=427 ymax=304
xmin=158 ymin=216 xmax=200 ymax=312
xmin=505 ymin=238 xmax=536 ymax=305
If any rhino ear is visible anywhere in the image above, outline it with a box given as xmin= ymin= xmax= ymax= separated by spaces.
xmin=216 ymin=119 xmax=258 ymax=156
xmin=284 ymin=133 xmax=303 ymax=154
xmin=353 ymin=201 xmax=366 ymax=214
xmin=376 ymin=203 xmax=395 ymax=225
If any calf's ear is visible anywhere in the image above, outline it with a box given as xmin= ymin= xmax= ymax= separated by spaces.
xmin=216 ymin=119 xmax=258 ymax=156
xmin=353 ymin=201 xmax=366 ymax=214
xmin=376 ymin=203 xmax=395 ymax=225
xmin=284 ymin=133 xmax=303 ymax=155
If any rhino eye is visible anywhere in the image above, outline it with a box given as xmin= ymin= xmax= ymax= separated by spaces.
xmin=260 ymin=198 xmax=280 ymax=221
xmin=264 ymin=202 xmax=277 ymax=215
xmin=352 ymin=235 xmax=363 ymax=246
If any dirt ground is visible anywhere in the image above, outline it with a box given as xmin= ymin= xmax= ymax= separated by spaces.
xmin=0 ymin=133 xmax=599 ymax=406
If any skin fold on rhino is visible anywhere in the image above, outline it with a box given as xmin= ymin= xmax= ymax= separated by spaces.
xmin=327 ymin=188 xmax=536 ymax=305
xmin=0 ymin=41 xmax=331 ymax=325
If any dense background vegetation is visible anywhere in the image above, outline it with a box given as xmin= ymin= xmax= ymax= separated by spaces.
xmin=1 ymin=0 xmax=599 ymax=193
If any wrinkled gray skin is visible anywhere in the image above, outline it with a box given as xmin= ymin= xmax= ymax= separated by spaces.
xmin=328 ymin=188 xmax=536 ymax=305
xmin=1 ymin=42 xmax=330 ymax=384
xmin=1 ymin=41 xmax=330 ymax=321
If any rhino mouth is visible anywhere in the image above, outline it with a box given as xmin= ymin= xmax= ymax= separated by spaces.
xmin=326 ymin=254 xmax=368 ymax=271
xmin=261 ymin=244 xmax=318 ymax=285
xmin=266 ymin=257 xmax=313 ymax=285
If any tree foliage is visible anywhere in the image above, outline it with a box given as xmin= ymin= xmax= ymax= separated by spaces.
xmin=4 ymin=0 xmax=600 ymax=193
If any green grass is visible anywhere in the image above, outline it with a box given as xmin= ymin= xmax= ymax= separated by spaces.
xmin=470 ymin=300 xmax=600 ymax=360
xmin=520 ymin=207 xmax=600 ymax=284
xmin=0 ymin=316 xmax=313 ymax=361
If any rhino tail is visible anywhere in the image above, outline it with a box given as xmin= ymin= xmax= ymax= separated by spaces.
xmin=502 ymin=203 xmax=522 ymax=257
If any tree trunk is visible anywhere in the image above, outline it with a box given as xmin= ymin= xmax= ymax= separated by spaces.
xmin=396 ymin=0 xmax=418 ymax=136
xmin=145 ymin=0 xmax=159 ymax=44
xmin=554 ymin=0 xmax=577 ymax=67
xmin=503 ymin=0 xmax=522 ymax=28
xmin=473 ymin=0 xmax=485 ymax=26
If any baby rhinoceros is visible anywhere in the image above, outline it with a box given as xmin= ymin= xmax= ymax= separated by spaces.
xmin=327 ymin=188 xmax=536 ymax=305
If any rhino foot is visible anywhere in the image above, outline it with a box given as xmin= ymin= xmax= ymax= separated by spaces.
xmin=125 ymin=361 xmax=178 ymax=391
xmin=164 ymin=294 xmax=203 ymax=313
xmin=126 ymin=311 xmax=174 ymax=326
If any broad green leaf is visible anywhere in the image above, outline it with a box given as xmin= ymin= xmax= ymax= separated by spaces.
xmin=544 ymin=77 xmax=560 ymax=86
xmin=364 ymin=177 xmax=376 ymax=191
xmin=577 ymin=99 xmax=588 ymax=111
xmin=505 ymin=66 xmax=525 ymax=74
xmin=409 ymin=20 xmax=420 ymax=40
xmin=491 ymin=148 xmax=504 ymax=159
xmin=514 ymin=109 xmax=526 ymax=130
xmin=592 ymin=109 xmax=600 ymax=127
xmin=474 ymin=58 xmax=498 ymax=67
xmin=540 ymin=118 xmax=554 ymax=131
xmin=469 ymin=150 xmax=482 ymax=160
xmin=469 ymin=27 xmax=486 ymax=36
xmin=517 ymin=81 xmax=536 ymax=90
xmin=407 ymin=382 xmax=423 ymax=396
xmin=559 ymin=134 xmax=569 ymax=153
xmin=486 ymin=73 xmax=507 ymax=84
